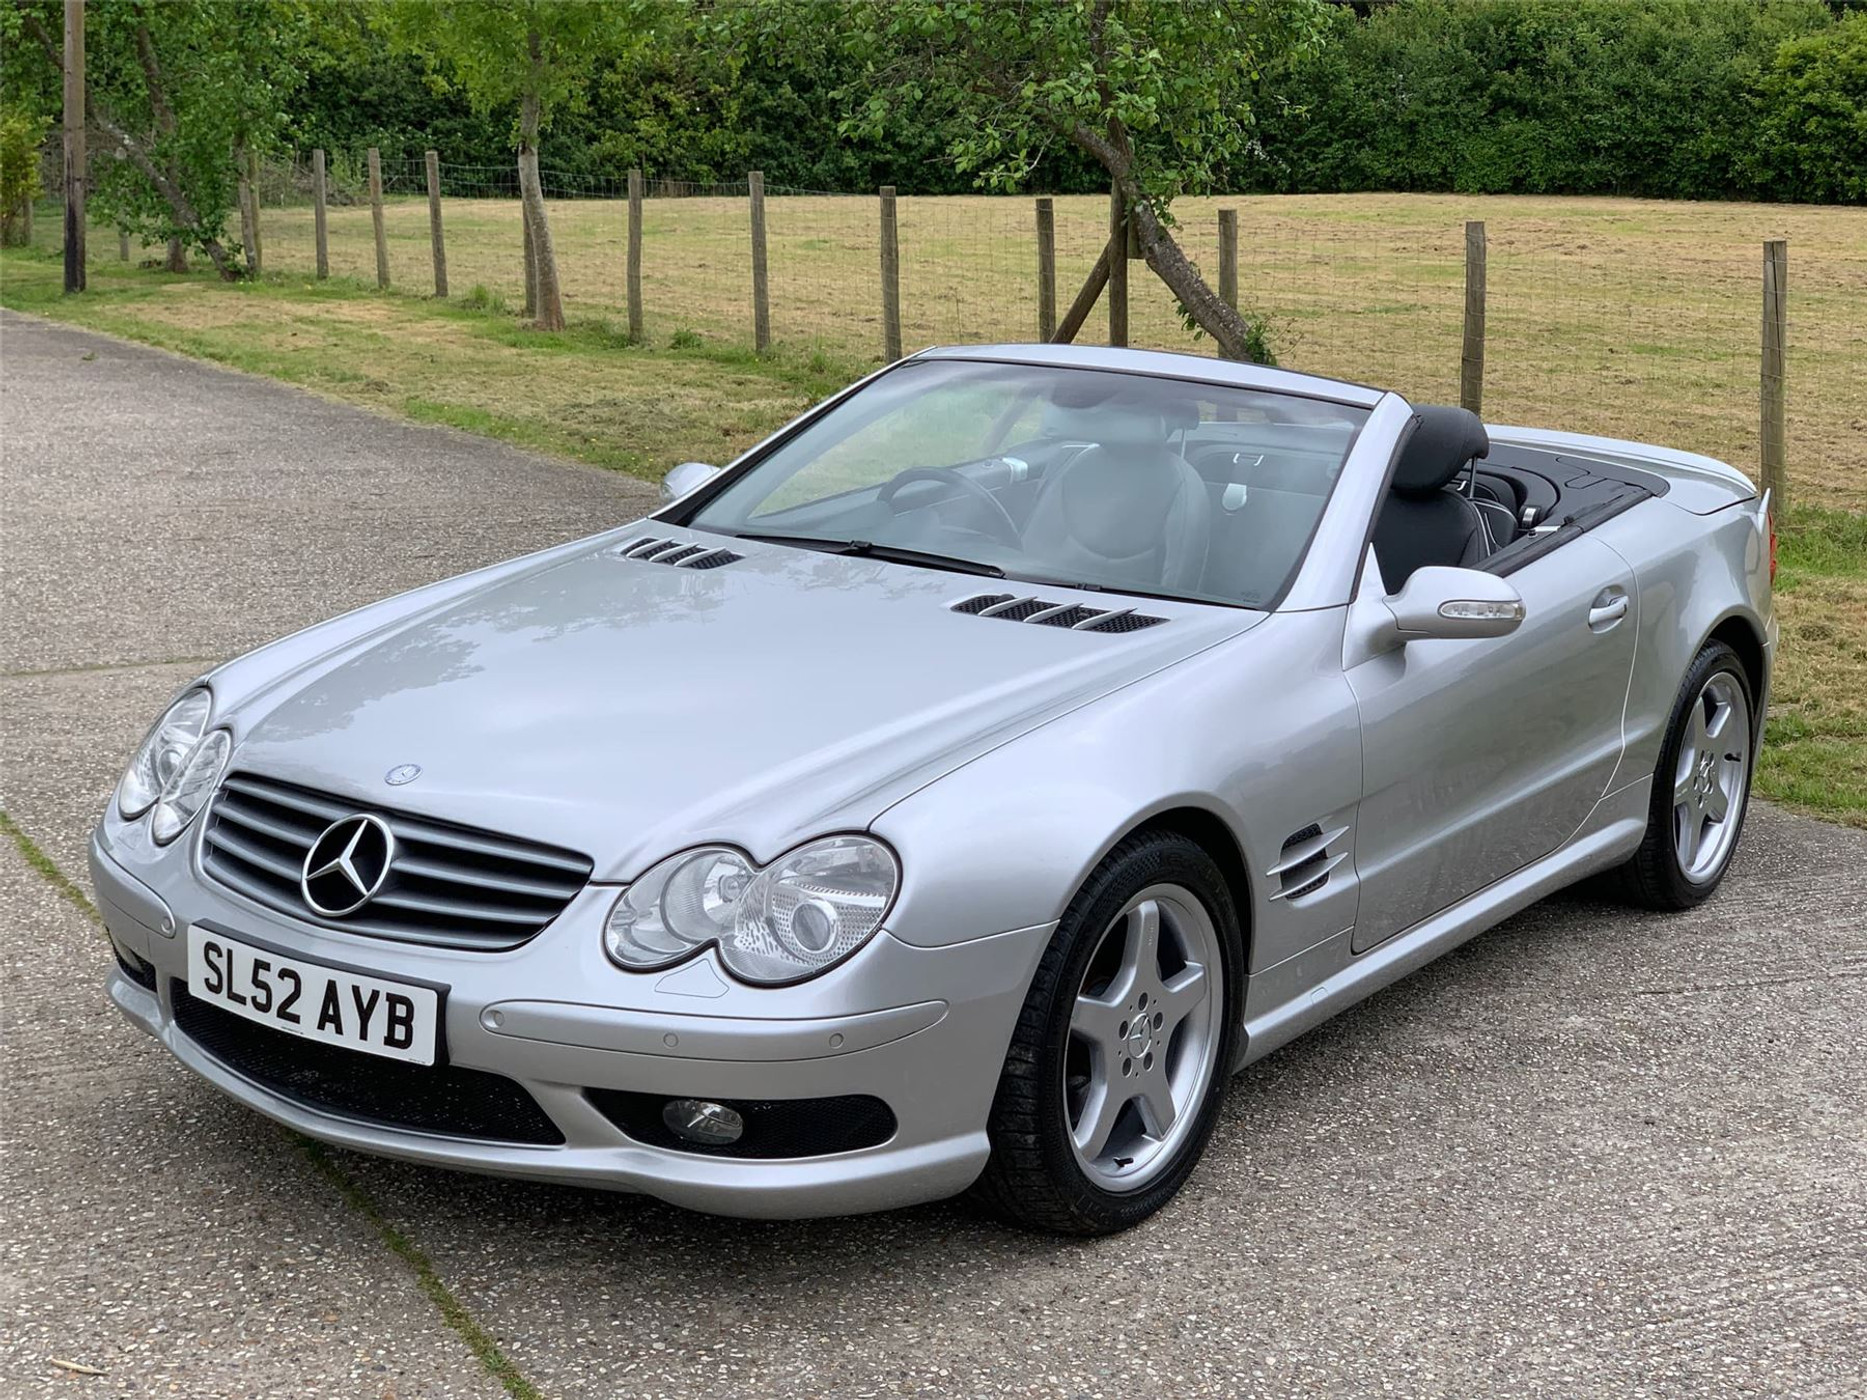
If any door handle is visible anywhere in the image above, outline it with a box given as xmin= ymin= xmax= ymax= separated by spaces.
xmin=1588 ymin=595 xmax=1629 ymax=628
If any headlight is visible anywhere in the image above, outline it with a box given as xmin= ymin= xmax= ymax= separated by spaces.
xmin=605 ymin=835 xmax=899 ymax=985
xmin=118 ymin=688 xmax=212 ymax=818
xmin=150 ymin=728 xmax=232 ymax=844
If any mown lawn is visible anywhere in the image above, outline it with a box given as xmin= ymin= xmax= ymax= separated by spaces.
xmin=2 ymin=192 xmax=1862 ymax=825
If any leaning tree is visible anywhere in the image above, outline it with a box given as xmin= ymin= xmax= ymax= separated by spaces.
xmin=838 ymin=0 xmax=1327 ymax=362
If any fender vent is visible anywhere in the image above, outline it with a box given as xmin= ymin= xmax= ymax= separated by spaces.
xmin=1268 ymin=822 xmax=1348 ymax=902
xmin=608 ymin=537 xmax=743 ymax=570
xmin=951 ymin=594 xmax=1167 ymax=634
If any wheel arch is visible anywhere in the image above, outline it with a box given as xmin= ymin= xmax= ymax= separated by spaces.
xmin=1118 ymin=805 xmax=1256 ymax=965
xmin=1706 ymin=611 xmax=1769 ymax=721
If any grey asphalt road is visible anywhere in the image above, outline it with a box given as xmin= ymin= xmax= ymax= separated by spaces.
xmin=3 ymin=308 xmax=1863 ymax=1399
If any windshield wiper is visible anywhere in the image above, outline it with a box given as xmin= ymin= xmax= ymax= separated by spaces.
xmin=722 ymin=532 xmax=1007 ymax=578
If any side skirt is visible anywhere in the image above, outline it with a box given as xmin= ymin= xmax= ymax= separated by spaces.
xmin=1234 ymin=777 xmax=1650 ymax=1070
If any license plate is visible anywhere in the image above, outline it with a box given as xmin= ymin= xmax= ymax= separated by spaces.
xmin=186 ymin=927 xmax=440 ymax=1066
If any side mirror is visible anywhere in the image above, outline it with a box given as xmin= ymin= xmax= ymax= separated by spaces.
xmin=660 ymin=460 xmax=722 ymax=503
xmin=1380 ymin=566 xmax=1525 ymax=647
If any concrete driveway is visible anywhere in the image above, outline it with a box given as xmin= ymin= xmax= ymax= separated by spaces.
xmin=3 ymin=309 xmax=1863 ymax=1398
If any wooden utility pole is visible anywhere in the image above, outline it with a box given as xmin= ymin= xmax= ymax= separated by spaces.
xmin=1761 ymin=239 xmax=1788 ymax=513
xmin=1035 ymin=197 xmax=1057 ymax=341
xmin=1107 ymin=181 xmax=1128 ymax=348
xmin=425 ymin=149 xmax=447 ymax=297
xmin=626 ymin=168 xmax=643 ymax=342
xmin=1460 ymin=220 xmax=1487 ymax=415
xmin=367 ymin=147 xmax=389 ymax=289
xmin=879 ymin=185 xmax=901 ymax=362
xmin=62 ymin=0 xmax=85 ymax=293
xmin=311 ymin=148 xmax=329 ymax=279
xmin=748 ymin=171 xmax=770 ymax=353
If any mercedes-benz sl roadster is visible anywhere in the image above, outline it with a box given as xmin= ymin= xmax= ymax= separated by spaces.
xmin=92 ymin=345 xmax=1774 ymax=1234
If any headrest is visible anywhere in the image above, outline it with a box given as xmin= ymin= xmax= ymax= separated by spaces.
xmin=1073 ymin=402 xmax=1169 ymax=451
xmin=1392 ymin=405 xmax=1489 ymax=495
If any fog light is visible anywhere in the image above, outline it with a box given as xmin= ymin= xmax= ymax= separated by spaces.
xmin=662 ymin=1098 xmax=744 ymax=1146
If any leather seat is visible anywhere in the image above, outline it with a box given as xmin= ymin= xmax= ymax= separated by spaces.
xmin=1372 ymin=405 xmax=1491 ymax=588
xmin=1020 ymin=406 xmax=1211 ymax=593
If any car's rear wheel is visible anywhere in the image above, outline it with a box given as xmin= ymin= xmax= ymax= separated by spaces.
xmin=1610 ymin=640 xmax=1756 ymax=910
xmin=971 ymin=831 xmax=1243 ymax=1235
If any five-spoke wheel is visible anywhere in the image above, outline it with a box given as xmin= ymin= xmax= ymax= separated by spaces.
xmin=1065 ymin=888 xmax=1223 ymax=1193
xmin=973 ymin=831 xmax=1242 ymax=1235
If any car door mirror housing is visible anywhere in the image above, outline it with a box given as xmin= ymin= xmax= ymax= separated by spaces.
xmin=1381 ymin=566 xmax=1526 ymax=646
xmin=661 ymin=460 xmax=722 ymax=503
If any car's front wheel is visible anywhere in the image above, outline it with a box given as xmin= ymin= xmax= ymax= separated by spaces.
xmin=972 ymin=831 xmax=1243 ymax=1235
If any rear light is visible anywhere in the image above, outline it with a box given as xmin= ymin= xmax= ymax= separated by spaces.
xmin=1768 ymin=507 xmax=1778 ymax=586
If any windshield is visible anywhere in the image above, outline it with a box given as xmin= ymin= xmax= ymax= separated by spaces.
xmin=686 ymin=360 xmax=1370 ymax=608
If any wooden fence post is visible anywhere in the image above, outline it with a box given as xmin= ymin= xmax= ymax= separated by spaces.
xmin=1217 ymin=208 xmax=1239 ymax=360
xmin=878 ymin=185 xmax=902 ymax=362
xmin=424 ymin=149 xmax=447 ymax=297
xmin=1460 ymin=220 xmax=1487 ymax=415
xmin=311 ymin=148 xmax=329 ymax=279
xmin=1107 ymin=180 xmax=1128 ymax=349
xmin=367 ymin=147 xmax=388 ymax=289
xmin=748 ymin=171 xmax=770 ymax=353
xmin=246 ymin=148 xmax=263 ymax=275
xmin=626 ymin=167 xmax=643 ymax=342
xmin=117 ymin=228 xmax=128 ymax=261
xmin=1035 ymin=197 xmax=1056 ymax=341
xmin=1761 ymin=239 xmax=1788 ymax=513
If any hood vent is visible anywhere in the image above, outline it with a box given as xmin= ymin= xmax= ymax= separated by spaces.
xmin=952 ymin=593 xmax=1167 ymax=634
xmin=1267 ymin=822 xmax=1348 ymax=902
xmin=608 ymin=536 xmax=743 ymax=570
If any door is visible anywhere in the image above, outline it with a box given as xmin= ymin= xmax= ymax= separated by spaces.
xmin=1345 ymin=538 xmax=1637 ymax=951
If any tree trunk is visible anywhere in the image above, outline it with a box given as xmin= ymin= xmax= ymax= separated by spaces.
xmin=521 ymin=175 xmax=537 ymax=318
xmin=165 ymin=237 xmax=187 ymax=272
xmin=1067 ymin=119 xmax=1268 ymax=364
xmin=516 ymin=68 xmax=564 ymax=331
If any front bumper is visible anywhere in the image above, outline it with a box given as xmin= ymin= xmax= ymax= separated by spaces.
xmin=92 ymin=830 xmax=1051 ymax=1219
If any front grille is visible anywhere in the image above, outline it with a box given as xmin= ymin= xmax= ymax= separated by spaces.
xmin=172 ymin=983 xmax=563 ymax=1145
xmin=201 ymin=773 xmax=593 ymax=951
xmin=587 ymin=1090 xmax=896 ymax=1159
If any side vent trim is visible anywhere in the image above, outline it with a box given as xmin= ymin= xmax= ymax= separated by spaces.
xmin=608 ymin=536 xmax=744 ymax=571
xmin=951 ymin=594 xmax=1167 ymax=634
xmin=1267 ymin=823 xmax=1349 ymax=902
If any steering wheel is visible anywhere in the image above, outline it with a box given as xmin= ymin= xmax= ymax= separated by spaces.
xmin=877 ymin=466 xmax=1023 ymax=549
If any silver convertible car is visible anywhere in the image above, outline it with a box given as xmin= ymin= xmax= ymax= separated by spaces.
xmin=92 ymin=345 xmax=1775 ymax=1234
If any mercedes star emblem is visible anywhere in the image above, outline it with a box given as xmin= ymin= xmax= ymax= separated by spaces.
xmin=301 ymin=813 xmax=397 ymax=917
xmin=384 ymin=763 xmax=422 ymax=786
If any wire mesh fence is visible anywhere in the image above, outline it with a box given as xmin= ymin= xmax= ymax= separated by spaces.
xmin=53 ymin=148 xmax=1867 ymax=513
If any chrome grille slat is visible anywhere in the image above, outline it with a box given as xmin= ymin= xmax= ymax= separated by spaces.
xmin=203 ymin=825 xmax=305 ymax=884
xmin=953 ymin=594 xmax=1167 ymax=634
xmin=608 ymin=536 xmax=744 ymax=570
xmin=393 ymin=854 xmax=583 ymax=902
xmin=200 ymin=772 xmax=593 ymax=952
xmin=369 ymin=889 xmax=548 ymax=925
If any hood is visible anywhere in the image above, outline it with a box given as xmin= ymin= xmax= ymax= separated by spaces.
xmin=226 ymin=528 xmax=1259 ymax=879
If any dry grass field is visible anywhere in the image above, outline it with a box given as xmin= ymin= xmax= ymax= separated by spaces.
xmin=3 ymin=191 xmax=1861 ymax=822
xmin=261 ymin=189 xmax=1867 ymax=511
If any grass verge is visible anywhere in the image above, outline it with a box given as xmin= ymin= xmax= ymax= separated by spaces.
xmin=3 ymin=242 xmax=1861 ymax=823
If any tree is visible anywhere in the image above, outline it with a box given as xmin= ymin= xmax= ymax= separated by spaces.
xmin=1747 ymin=11 xmax=1867 ymax=204
xmin=1 ymin=0 xmax=309 ymax=278
xmin=837 ymin=0 xmax=1327 ymax=361
xmin=0 ymin=106 xmax=47 ymax=246
xmin=378 ymin=1 xmax=649 ymax=331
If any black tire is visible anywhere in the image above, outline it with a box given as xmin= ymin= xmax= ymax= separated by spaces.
xmin=970 ymin=830 xmax=1245 ymax=1236
xmin=1608 ymin=640 xmax=1756 ymax=911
